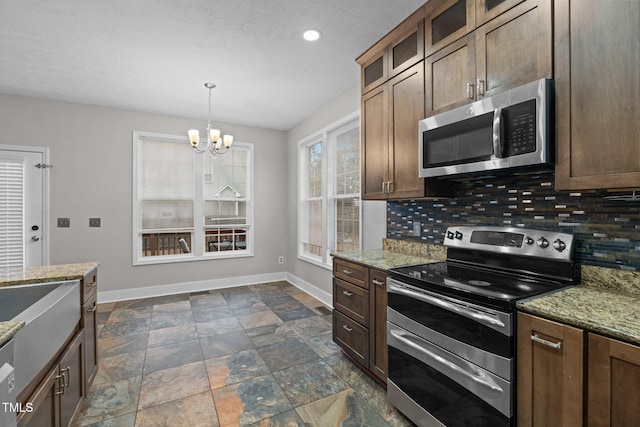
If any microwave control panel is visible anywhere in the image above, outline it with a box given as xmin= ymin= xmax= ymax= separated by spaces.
xmin=505 ymin=99 xmax=536 ymax=156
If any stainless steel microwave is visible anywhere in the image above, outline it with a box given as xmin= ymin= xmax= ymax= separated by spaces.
xmin=419 ymin=78 xmax=553 ymax=178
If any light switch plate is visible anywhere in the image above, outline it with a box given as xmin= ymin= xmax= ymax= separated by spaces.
xmin=89 ymin=218 xmax=101 ymax=228
xmin=57 ymin=218 xmax=70 ymax=228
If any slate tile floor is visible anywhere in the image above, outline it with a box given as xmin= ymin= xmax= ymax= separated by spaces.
xmin=74 ymin=281 xmax=414 ymax=427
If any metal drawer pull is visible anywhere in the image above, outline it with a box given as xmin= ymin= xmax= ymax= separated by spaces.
xmin=342 ymin=269 xmax=353 ymax=275
xmin=87 ymin=305 xmax=98 ymax=313
xmin=342 ymin=290 xmax=353 ymax=297
xmin=55 ymin=373 xmax=65 ymax=395
xmin=342 ymin=324 xmax=353 ymax=332
xmin=467 ymin=82 xmax=475 ymax=100
xmin=531 ymin=334 xmax=562 ymax=349
xmin=61 ymin=367 xmax=70 ymax=388
xmin=86 ymin=281 xmax=96 ymax=288
xmin=372 ymin=279 xmax=385 ymax=286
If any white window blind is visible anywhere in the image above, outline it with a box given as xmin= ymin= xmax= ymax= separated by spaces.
xmin=298 ymin=112 xmax=361 ymax=267
xmin=0 ymin=159 xmax=24 ymax=269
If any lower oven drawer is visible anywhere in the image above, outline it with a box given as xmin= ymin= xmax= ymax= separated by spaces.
xmin=387 ymin=323 xmax=513 ymax=427
xmin=333 ymin=310 xmax=369 ymax=366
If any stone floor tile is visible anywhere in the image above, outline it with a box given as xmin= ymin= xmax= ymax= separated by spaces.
xmin=77 ymin=376 xmax=141 ymax=425
xmin=295 ymin=388 xmax=390 ymax=427
xmin=212 ymin=375 xmax=293 ymax=427
xmin=200 ymin=330 xmax=254 ymax=359
xmin=205 ymin=349 xmax=270 ymax=390
xmin=196 ymin=315 xmax=243 ymax=337
xmin=149 ymin=310 xmax=194 ymax=330
xmin=143 ymin=339 xmax=203 ymax=374
xmin=98 ymin=333 xmax=149 ymax=358
xmin=257 ymin=337 xmax=319 ymax=372
xmin=236 ymin=310 xmax=283 ymax=330
xmin=272 ymin=360 xmax=348 ymax=407
xmin=106 ymin=306 xmax=153 ymax=324
xmin=147 ymin=322 xmax=199 ymax=348
xmin=100 ymin=318 xmax=150 ymax=339
xmin=246 ymin=409 xmax=306 ymax=427
xmin=78 ymin=412 xmax=136 ymax=427
xmin=138 ymin=361 xmax=210 ymax=409
xmin=134 ymin=391 xmax=219 ymax=427
xmin=152 ymin=299 xmax=192 ymax=313
xmin=93 ymin=350 xmax=145 ymax=386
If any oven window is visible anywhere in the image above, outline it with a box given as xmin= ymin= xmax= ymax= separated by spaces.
xmin=388 ymin=292 xmax=512 ymax=358
xmin=388 ymin=346 xmax=510 ymax=427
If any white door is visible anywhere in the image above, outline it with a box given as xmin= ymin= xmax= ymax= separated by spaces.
xmin=0 ymin=147 xmax=48 ymax=268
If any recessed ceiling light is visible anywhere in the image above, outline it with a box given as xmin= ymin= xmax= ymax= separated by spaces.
xmin=303 ymin=29 xmax=321 ymax=42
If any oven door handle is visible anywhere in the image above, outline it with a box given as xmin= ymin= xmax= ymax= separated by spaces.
xmin=387 ymin=281 xmax=507 ymax=332
xmin=389 ymin=328 xmax=504 ymax=394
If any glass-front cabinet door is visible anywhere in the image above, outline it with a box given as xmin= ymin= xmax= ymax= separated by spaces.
xmin=425 ymin=0 xmax=475 ymax=56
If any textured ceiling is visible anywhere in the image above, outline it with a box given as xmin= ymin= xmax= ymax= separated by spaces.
xmin=0 ymin=0 xmax=425 ymax=130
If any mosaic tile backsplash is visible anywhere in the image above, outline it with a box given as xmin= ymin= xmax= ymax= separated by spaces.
xmin=387 ymin=170 xmax=640 ymax=271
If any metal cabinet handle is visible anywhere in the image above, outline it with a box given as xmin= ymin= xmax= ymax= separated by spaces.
xmin=342 ymin=290 xmax=353 ymax=297
xmin=382 ymin=182 xmax=386 ymax=194
xmin=342 ymin=269 xmax=353 ymax=275
xmin=388 ymin=181 xmax=393 ymax=193
xmin=87 ymin=304 xmax=97 ymax=313
xmin=467 ymin=82 xmax=475 ymax=100
xmin=342 ymin=324 xmax=353 ymax=332
xmin=477 ymin=79 xmax=485 ymax=97
xmin=372 ymin=279 xmax=385 ymax=286
xmin=55 ymin=373 xmax=65 ymax=395
xmin=531 ymin=334 xmax=562 ymax=349
xmin=86 ymin=281 xmax=96 ymax=288
xmin=61 ymin=367 xmax=70 ymax=388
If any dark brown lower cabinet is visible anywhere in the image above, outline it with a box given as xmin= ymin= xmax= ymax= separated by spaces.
xmin=82 ymin=289 xmax=98 ymax=392
xmin=588 ymin=334 xmax=640 ymax=427
xmin=519 ymin=312 xmax=640 ymax=427
xmin=332 ymin=258 xmax=388 ymax=384
xmin=18 ymin=331 xmax=85 ymax=427
xmin=517 ymin=312 xmax=584 ymax=427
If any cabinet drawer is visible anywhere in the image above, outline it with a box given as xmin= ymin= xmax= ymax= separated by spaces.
xmin=81 ymin=268 xmax=97 ymax=304
xmin=333 ymin=310 xmax=369 ymax=366
xmin=333 ymin=278 xmax=370 ymax=327
xmin=333 ymin=259 xmax=368 ymax=289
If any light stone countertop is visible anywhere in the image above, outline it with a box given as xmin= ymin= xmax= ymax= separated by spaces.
xmin=331 ymin=249 xmax=441 ymax=271
xmin=0 ymin=262 xmax=99 ymax=346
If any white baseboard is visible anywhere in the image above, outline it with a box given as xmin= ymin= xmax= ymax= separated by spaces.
xmin=286 ymin=272 xmax=333 ymax=308
xmin=98 ymin=271 xmax=333 ymax=309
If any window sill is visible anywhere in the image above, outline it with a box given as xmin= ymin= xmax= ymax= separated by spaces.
xmin=134 ymin=250 xmax=254 ymax=266
xmin=297 ymin=254 xmax=332 ymax=271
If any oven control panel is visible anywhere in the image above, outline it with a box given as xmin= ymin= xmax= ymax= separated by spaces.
xmin=444 ymin=226 xmax=575 ymax=260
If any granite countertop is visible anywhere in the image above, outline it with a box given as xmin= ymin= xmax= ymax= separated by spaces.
xmin=331 ymin=249 xmax=441 ymax=271
xmin=0 ymin=262 xmax=99 ymax=346
xmin=0 ymin=320 xmax=26 ymax=349
xmin=0 ymin=262 xmax=99 ymax=288
xmin=518 ymin=286 xmax=640 ymax=346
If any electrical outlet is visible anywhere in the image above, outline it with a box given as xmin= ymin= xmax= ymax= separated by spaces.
xmin=89 ymin=218 xmax=101 ymax=228
xmin=413 ymin=221 xmax=421 ymax=237
xmin=57 ymin=218 xmax=70 ymax=228
xmin=278 ymin=256 xmax=284 ymax=264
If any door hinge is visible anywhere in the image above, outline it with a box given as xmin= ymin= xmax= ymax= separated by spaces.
xmin=35 ymin=163 xmax=53 ymax=169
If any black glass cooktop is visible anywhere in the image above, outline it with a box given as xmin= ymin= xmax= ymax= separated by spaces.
xmin=389 ymin=261 xmax=570 ymax=310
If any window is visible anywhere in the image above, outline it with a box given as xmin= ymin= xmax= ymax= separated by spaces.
xmin=133 ymin=132 xmax=253 ymax=265
xmin=298 ymin=112 xmax=361 ymax=267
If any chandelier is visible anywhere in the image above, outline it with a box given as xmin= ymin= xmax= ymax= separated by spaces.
xmin=188 ymin=83 xmax=233 ymax=155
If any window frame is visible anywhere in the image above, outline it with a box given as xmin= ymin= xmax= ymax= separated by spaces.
xmin=297 ymin=110 xmax=361 ymax=269
xmin=132 ymin=131 xmax=254 ymax=266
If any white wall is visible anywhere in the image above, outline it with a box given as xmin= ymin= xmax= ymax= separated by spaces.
xmin=0 ymin=93 xmax=288 ymax=299
xmin=285 ymin=84 xmax=386 ymax=297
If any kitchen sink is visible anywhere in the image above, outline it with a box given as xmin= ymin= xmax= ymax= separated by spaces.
xmin=0 ymin=280 xmax=80 ymax=395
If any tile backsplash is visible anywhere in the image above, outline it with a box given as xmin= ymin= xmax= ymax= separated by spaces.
xmin=387 ymin=170 xmax=640 ymax=271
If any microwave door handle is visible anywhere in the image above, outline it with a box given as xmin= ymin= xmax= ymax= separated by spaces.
xmin=492 ymin=107 xmax=504 ymax=158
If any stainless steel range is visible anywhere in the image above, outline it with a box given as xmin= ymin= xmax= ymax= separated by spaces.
xmin=386 ymin=226 xmax=580 ymax=427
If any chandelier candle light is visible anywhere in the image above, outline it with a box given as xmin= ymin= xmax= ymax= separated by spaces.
xmin=188 ymin=83 xmax=233 ymax=155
